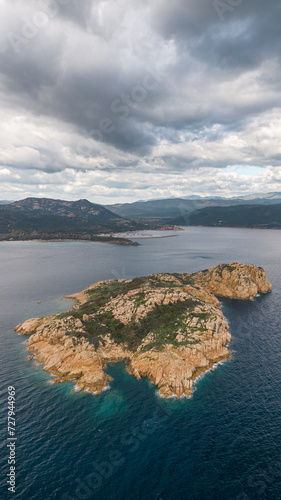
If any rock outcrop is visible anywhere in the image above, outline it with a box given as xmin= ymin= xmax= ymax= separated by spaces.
xmin=15 ymin=262 xmax=271 ymax=398
xmin=191 ymin=262 xmax=271 ymax=300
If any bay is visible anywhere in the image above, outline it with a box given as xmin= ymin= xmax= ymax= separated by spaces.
xmin=0 ymin=227 xmax=281 ymax=499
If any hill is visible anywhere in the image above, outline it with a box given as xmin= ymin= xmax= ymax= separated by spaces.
xmin=0 ymin=197 xmax=148 ymax=244
xmin=105 ymin=193 xmax=281 ymax=220
xmin=176 ymin=203 xmax=281 ymax=228
xmin=104 ymin=198 xmax=247 ymax=219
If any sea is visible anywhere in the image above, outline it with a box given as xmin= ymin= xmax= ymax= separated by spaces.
xmin=0 ymin=226 xmax=281 ymax=500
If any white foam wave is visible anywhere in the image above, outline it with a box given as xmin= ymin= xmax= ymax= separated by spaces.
xmin=156 ymin=390 xmax=191 ymax=400
xmin=101 ymin=384 xmax=111 ymax=392
xmin=191 ymin=359 xmax=229 ymax=395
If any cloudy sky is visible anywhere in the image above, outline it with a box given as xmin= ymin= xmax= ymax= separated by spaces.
xmin=0 ymin=0 xmax=281 ymax=203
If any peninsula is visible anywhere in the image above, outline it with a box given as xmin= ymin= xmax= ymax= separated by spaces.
xmin=15 ymin=263 xmax=272 ymax=398
xmin=0 ymin=197 xmax=178 ymax=245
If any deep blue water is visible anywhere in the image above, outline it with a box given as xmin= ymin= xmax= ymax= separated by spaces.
xmin=0 ymin=227 xmax=281 ymax=500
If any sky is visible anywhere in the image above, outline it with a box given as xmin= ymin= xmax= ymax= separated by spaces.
xmin=0 ymin=0 xmax=281 ymax=204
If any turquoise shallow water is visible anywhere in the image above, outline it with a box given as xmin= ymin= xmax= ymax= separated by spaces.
xmin=0 ymin=228 xmax=281 ymax=499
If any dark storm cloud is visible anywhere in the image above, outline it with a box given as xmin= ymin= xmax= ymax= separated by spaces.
xmin=0 ymin=0 xmax=281 ymax=189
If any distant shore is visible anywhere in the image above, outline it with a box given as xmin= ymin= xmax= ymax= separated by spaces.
xmin=0 ymin=236 xmax=139 ymax=246
xmin=104 ymin=227 xmax=184 ymax=240
xmin=108 ymin=233 xmax=179 ymax=240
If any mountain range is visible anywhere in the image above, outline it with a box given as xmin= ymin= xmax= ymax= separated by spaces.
xmin=1 ymin=193 xmax=281 ymax=242
xmin=105 ymin=192 xmax=281 ymax=219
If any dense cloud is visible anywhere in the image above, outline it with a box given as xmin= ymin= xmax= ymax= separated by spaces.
xmin=0 ymin=0 xmax=280 ymax=201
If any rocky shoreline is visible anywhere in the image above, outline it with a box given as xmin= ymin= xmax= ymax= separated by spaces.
xmin=15 ymin=263 xmax=272 ymax=398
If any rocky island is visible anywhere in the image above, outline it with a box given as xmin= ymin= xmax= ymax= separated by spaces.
xmin=15 ymin=263 xmax=272 ymax=398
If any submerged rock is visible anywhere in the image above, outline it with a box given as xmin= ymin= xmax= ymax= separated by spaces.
xmin=15 ymin=262 xmax=271 ymax=398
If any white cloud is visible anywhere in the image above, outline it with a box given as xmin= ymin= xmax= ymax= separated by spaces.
xmin=0 ymin=0 xmax=281 ymax=201
xmin=1 ymin=165 xmax=281 ymax=204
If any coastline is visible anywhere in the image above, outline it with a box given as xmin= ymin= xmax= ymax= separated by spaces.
xmin=109 ymin=233 xmax=179 ymax=240
xmin=15 ymin=263 xmax=272 ymax=399
xmin=0 ymin=236 xmax=139 ymax=246
xmin=184 ymin=224 xmax=281 ymax=230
